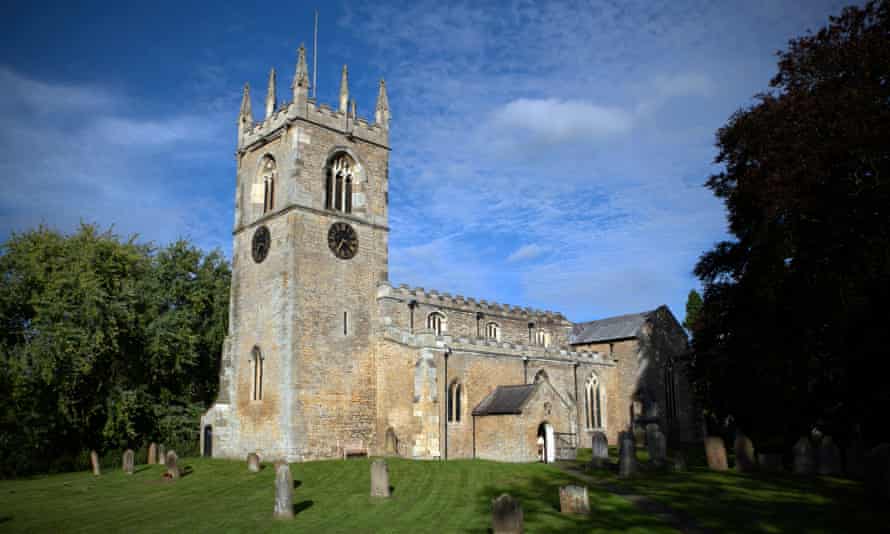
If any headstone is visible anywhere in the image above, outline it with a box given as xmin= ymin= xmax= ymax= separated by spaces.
xmin=123 ymin=449 xmax=135 ymax=474
xmin=865 ymin=443 xmax=890 ymax=501
xmin=734 ymin=432 xmax=757 ymax=472
xmin=491 ymin=494 xmax=523 ymax=534
xmin=793 ymin=437 xmax=815 ymax=475
xmin=90 ymin=450 xmax=101 ymax=476
xmin=158 ymin=444 xmax=166 ymax=465
xmin=670 ymin=451 xmax=688 ymax=472
xmin=618 ymin=431 xmax=638 ymax=478
xmin=758 ymin=453 xmax=783 ymax=472
xmin=165 ymin=450 xmax=179 ymax=480
xmin=147 ymin=443 xmax=157 ymax=465
xmin=704 ymin=436 xmax=728 ymax=471
xmin=247 ymin=452 xmax=261 ymax=473
xmin=558 ymin=485 xmax=590 ymax=515
xmin=370 ymin=459 xmax=391 ymax=497
xmin=647 ymin=427 xmax=667 ymax=466
xmin=817 ymin=436 xmax=841 ymax=476
xmin=845 ymin=441 xmax=866 ymax=479
xmin=590 ymin=431 xmax=609 ymax=468
xmin=273 ymin=462 xmax=294 ymax=519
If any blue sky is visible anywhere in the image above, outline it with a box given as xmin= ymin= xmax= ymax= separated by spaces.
xmin=1 ymin=0 xmax=854 ymax=322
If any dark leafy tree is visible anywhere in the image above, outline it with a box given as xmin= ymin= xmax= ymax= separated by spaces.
xmin=688 ymin=0 xmax=890 ymax=448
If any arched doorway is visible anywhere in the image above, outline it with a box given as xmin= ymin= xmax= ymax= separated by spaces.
xmin=537 ymin=422 xmax=555 ymax=463
xmin=203 ymin=425 xmax=213 ymax=457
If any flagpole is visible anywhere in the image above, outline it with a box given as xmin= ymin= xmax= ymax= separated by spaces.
xmin=313 ymin=9 xmax=318 ymax=100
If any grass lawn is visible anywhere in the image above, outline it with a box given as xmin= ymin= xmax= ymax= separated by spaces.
xmin=0 ymin=456 xmax=675 ymax=533
xmin=571 ymin=446 xmax=889 ymax=533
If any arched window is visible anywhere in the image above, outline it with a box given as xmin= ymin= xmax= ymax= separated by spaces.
xmin=260 ymin=156 xmax=276 ymax=214
xmin=251 ymin=346 xmax=264 ymax=401
xmin=585 ymin=373 xmax=605 ymax=429
xmin=447 ymin=380 xmax=462 ymax=423
xmin=486 ymin=322 xmax=500 ymax=340
xmin=535 ymin=329 xmax=551 ymax=347
xmin=427 ymin=312 xmax=445 ymax=336
xmin=326 ymin=153 xmax=355 ymax=214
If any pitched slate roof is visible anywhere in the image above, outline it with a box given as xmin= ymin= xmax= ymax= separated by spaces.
xmin=472 ymin=384 xmax=537 ymax=416
xmin=569 ymin=310 xmax=655 ymax=345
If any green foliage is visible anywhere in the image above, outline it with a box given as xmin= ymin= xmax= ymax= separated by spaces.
xmin=688 ymin=1 xmax=890 ymax=446
xmin=682 ymin=290 xmax=703 ymax=332
xmin=0 ymin=224 xmax=229 ymax=477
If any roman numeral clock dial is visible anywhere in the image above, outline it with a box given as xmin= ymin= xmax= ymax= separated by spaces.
xmin=328 ymin=222 xmax=358 ymax=260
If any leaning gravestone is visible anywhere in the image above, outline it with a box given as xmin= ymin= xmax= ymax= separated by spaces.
xmin=865 ymin=443 xmax=889 ymax=502
xmin=90 ymin=450 xmax=101 ymax=476
xmin=793 ymin=437 xmax=815 ymax=475
xmin=590 ymin=431 xmax=609 ymax=468
xmin=165 ymin=450 xmax=179 ymax=480
xmin=559 ymin=485 xmax=590 ymax=515
xmin=491 ymin=494 xmax=523 ymax=534
xmin=273 ymin=462 xmax=294 ymax=519
xmin=370 ymin=459 xmax=391 ymax=498
xmin=817 ymin=436 xmax=841 ymax=476
xmin=734 ymin=432 xmax=757 ymax=472
xmin=704 ymin=436 xmax=728 ymax=471
xmin=758 ymin=453 xmax=783 ymax=472
xmin=123 ymin=449 xmax=135 ymax=475
xmin=147 ymin=443 xmax=157 ymax=465
xmin=247 ymin=453 xmax=261 ymax=473
xmin=618 ymin=431 xmax=638 ymax=478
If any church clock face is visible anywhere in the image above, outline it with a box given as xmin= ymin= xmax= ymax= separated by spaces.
xmin=252 ymin=225 xmax=270 ymax=263
xmin=328 ymin=222 xmax=358 ymax=260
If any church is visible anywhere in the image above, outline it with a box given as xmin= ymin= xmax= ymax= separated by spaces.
xmin=201 ymin=44 xmax=696 ymax=463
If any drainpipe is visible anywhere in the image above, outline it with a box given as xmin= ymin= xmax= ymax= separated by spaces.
xmin=573 ymin=361 xmax=580 ymax=448
xmin=523 ymin=355 xmax=529 ymax=384
xmin=443 ymin=345 xmax=451 ymax=461
xmin=472 ymin=414 xmax=476 ymax=459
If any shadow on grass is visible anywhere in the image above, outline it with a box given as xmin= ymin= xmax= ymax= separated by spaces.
xmin=0 ymin=516 xmax=11 ymax=524
xmin=132 ymin=466 xmax=152 ymax=474
xmin=293 ymin=500 xmax=313 ymax=515
xmin=293 ymin=480 xmax=302 ymax=490
xmin=180 ymin=466 xmax=194 ymax=478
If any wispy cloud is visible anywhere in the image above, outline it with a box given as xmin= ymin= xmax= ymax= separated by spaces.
xmin=491 ymin=98 xmax=633 ymax=147
xmin=507 ymin=243 xmax=548 ymax=263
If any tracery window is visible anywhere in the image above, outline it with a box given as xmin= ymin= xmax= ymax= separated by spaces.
xmin=447 ymin=380 xmax=462 ymax=423
xmin=326 ymin=153 xmax=354 ymax=214
xmin=260 ymin=156 xmax=276 ymax=214
xmin=427 ymin=312 xmax=445 ymax=336
xmin=585 ymin=373 xmax=605 ymax=430
xmin=251 ymin=346 xmax=264 ymax=401
xmin=486 ymin=322 xmax=500 ymax=341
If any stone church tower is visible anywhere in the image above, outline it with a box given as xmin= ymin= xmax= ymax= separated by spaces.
xmin=202 ymin=44 xmax=392 ymax=461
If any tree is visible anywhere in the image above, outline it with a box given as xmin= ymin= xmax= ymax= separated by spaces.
xmin=682 ymin=290 xmax=703 ymax=332
xmin=688 ymin=0 xmax=890 ymax=448
xmin=0 ymin=224 xmax=230 ymax=476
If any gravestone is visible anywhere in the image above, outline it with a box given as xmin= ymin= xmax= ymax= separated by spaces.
xmin=670 ymin=451 xmax=688 ymax=472
xmin=559 ymin=485 xmax=590 ymax=515
xmin=247 ymin=452 xmax=261 ymax=472
xmin=704 ymin=436 xmax=728 ymax=471
xmin=647 ymin=428 xmax=667 ymax=466
xmin=123 ymin=449 xmax=134 ymax=475
xmin=865 ymin=443 xmax=889 ymax=501
xmin=491 ymin=494 xmax=523 ymax=534
xmin=618 ymin=431 xmax=638 ymax=478
xmin=793 ymin=437 xmax=815 ymax=475
xmin=90 ymin=450 xmax=101 ymax=476
xmin=734 ymin=432 xmax=757 ymax=472
xmin=845 ymin=441 xmax=866 ymax=479
xmin=370 ymin=459 xmax=391 ymax=497
xmin=590 ymin=431 xmax=609 ymax=468
xmin=758 ymin=453 xmax=783 ymax=472
xmin=147 ymin=443 xmax=157 ymax=465
xmin=273 ymin=462 xmax=294 ymax=519
xmin=165 ymin=450 xmax=179 ymax=480
xmin=158 ymin=444 xmax=166 ymax=465
xmin=817 ymin=436 xmax=841 ymax=476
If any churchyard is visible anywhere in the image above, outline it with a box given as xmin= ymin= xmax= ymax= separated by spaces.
xmin=1 ymin=438 xmax=887 ymax=533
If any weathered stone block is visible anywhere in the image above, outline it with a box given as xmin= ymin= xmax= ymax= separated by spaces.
xmin=122 ymin=449 xmax=134 ymax=475
xmin=247 ymin=452 xmax=261 ymax=473
xmin=590 ymin=431 xmax=609 ymax=468
xmin=90 ymin=450 xmax=100 ymax=476
xmin=165 ymin=450 xmax=179 ymax=480
xmin=734 ymin=432 xmax=756 ymax=472
xmin=147 ymin=443 xmax=157 ymax=465
xmin=370 ymin=459 xmax=391 ymax=498
xmin=793 ymin=437 xmax=815 ymax=475
xmin=647 ymin=427 xmax=667 ymax=466
xmin=492 ymin=494 xmax=523 ymax=534
xmin=619 ymin=431 xmax=638 ymax=478
xmin=558 ymin=485 xmax=590 ymax=515
xmin=817 ymin=436 xmax=841 ymax=476
xmin=274 ymin=462 xmax=294 ymax=519
xmin=704 ymin=436 xmax=728 ymax=471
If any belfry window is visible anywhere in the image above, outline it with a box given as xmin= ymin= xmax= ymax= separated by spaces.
xmin=260 ymin=156 xmax=276 ymax=214
xmin=427 ymin=312 xmax=445 ymax=336
xmin=326 ymin=153 xmax=355 ymax=214
xmin=447 ymin=380 xmax=462 ymax=423
xmin=585 ymin=373 xmax=605 ymax=429
xmin=251 ymin=346 xmax=264 ymax=401
xmin=486 ymin=322 xmax=500 ymax=341
xmin=535 ymin=329 xmax=551 ymax=347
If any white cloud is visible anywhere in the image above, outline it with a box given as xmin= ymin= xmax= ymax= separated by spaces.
xmin=491 ymin=98 xmax=633 ymax=146
xmin=507 ymin=243 xmax=548 ymax=263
